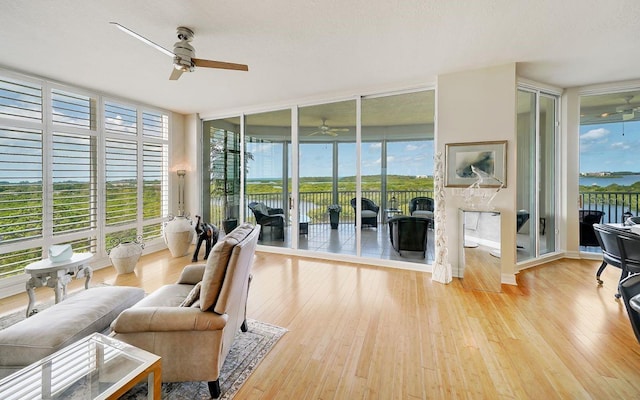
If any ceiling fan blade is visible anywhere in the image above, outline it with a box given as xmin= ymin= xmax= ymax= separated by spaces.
xmin=308 ymin=131 xmax=320 ymax=136
xmin=169 ymin=68 xmax=183 ymax=81
xmin=331 ymin=128 xmax=350 ymax=132
xmin=327 ymin=131 xmax=339 ymax=137
xmin=193 ymin=58 xmax=249 ymax=71
xmin=110 ymin=22 xmax=175 ymax=58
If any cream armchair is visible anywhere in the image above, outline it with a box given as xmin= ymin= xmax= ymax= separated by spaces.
xmin=111 ymin=224 xmax=260 ymax=398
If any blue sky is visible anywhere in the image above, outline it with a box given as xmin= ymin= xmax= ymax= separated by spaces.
xmin=579 ymin=120 xmax=640 ymax=173
xmin=246 ymin=140 xmax=435 ymax=180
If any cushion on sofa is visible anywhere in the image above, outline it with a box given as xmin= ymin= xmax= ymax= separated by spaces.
xmin=180 ymin=282 xmax=202 ymax=307
xmin=199 ymin=223 xmax=255 ymax=312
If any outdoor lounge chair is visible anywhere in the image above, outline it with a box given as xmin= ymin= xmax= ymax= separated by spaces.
xmin=248 ymin=202 xmax=285 ymax=241
xmin=350 ymin=198 xmax=379 ymax=228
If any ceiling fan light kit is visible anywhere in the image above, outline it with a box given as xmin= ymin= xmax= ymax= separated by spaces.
xmin=308 ymin=118 xmax=350 ymax=137
xmin=110 ymin=22 xmax=248 ymax=80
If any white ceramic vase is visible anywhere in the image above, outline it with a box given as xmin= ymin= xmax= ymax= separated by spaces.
xmin=163 ymin=215 xmax=194 ymax=257
xmin=109 ymin=237 xmax=144 ymax=275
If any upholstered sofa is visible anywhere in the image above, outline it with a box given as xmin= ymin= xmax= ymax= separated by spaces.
xmin=0 ymin=286 xmax=145 ymax=378
xmin=110 ymin=223 xmax=260 ymax=398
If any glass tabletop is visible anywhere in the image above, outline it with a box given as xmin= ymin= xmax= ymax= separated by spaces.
xmin=0 ymin=333 xmax=160 ymax=400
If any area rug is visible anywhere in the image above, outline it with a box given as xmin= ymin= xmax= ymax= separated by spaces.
xmin=0 ymin=305 xmax=286 ymax=400
xmin=119 ymin=319 xmax=286 ymax=399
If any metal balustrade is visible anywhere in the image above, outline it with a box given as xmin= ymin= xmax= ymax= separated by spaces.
xmin=210 ymin=190 xmax=639 ymax=229
xmin=580 ymin=191 xmax=640 ymax=224
xmin=209 ymin=190 xmax=435 ymax=228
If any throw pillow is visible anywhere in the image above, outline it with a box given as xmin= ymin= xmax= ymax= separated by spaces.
xmin=179 ymin=282 xmax=202 ymax=307
xmin=199 ymin=224 xmax=255 ymax=311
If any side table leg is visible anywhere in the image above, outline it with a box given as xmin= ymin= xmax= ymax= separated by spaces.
xmin=52 ymin=271 xmax=65 ymax=304
xmin=25 ymin=278 xmax=37 ymax=318
xmin=83 ymin=266 xmax=93 ymax=289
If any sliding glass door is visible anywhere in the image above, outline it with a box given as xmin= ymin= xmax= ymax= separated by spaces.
xmin=361 ymin=91 xmax=435 ymax=263
xmin=244 ymin=109 xmax=292 ymax=248
xmin=516 ymin=88 xmax=557 ymax=262
xmin=201 ymin=89 xmax=435 ymax=265
xmin=202 ymin=117 xmax=241 ymax=234
xmin=298 ymin=100 xmax=357 ymax=255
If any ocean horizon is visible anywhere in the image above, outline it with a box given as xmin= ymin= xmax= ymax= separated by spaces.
xmin=579 ymin=173 xmax=640 ymax=187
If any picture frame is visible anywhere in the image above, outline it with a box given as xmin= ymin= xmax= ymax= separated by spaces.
xmin=445 ymin=140 xmax=507 ymax=187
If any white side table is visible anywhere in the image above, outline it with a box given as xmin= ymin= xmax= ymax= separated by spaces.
xmin=24 ymin=252 xmax=94 ymax=317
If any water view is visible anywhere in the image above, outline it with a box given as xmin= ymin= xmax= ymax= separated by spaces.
xmin=579 ymin=174 xmax=640 ymax=187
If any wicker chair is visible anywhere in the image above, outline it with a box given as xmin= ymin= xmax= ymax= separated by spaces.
xmin=350 ymin=198 xmax=379 ymax=228
xmin=248 ymin=202 xmax=285 ymax=241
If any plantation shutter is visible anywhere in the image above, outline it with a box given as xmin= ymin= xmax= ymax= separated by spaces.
xmin=51 ymin=89 xmax=97 ymax=236
xmin=105 ymin=138 xmax=138 ymax=226
xmin=52 ymin=133 xmax=97 ymax=234
xmin=105 ymin=101 xmax=137 ymax=135
xmin=0 ymin=77 xmax=44 ymax=277
xmin=141 ymin=111 xmax=168 ymax=240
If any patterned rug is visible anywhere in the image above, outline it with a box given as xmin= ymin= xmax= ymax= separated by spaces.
xmin=0 ymin=304 xmax=286 ymax=399
xmin=119 ymin=319 xmax=286 ymax=399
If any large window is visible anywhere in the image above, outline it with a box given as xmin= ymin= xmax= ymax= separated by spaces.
xmin=201 ymin=89 xmax=435 ymax=266
xmin=579 ymin=89 xmax=640 ymax=252
xmin=0 ymin=71 xmax=169 ymax=283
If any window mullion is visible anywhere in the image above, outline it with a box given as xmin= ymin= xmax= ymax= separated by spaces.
xmin=42 ymin=82 xmax=53 ymax=254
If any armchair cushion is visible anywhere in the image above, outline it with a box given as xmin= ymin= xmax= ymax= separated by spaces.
xmin=177 ymin=264 xmax=206 ymax=285
xmin=180 ymin=282 xmax=202 ymax=307
xmin=200 ymin=224 xmax=256 ymax=312
xmin=200 ymin=240 xmax=236 ymax=311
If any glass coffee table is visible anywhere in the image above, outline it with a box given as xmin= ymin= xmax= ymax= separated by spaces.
xmin=0 ymin=333 xmax=161 ymax=399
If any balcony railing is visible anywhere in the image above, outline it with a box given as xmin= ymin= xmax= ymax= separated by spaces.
xmin=580 ymin=191 xmax=640 ymax=224
xmin=209 ymin=190 xmax=434 ymax=228
xmin=211 ymin=190 xmax=638 ymax=228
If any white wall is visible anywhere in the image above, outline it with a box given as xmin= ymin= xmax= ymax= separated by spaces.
xmin=436 ymin=63 xmax=518 ymax=283
xmin=562 ymin=87 xmax=581 ymax=257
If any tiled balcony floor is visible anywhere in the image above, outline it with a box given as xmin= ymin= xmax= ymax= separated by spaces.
xmin=256 ymin=222 xmax=435 ymax=266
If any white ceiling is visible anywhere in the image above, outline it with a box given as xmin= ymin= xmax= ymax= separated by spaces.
xmin=2 ymin=0 xmax=640 ymax=116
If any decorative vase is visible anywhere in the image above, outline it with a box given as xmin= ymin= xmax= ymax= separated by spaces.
xmin=163 ymin=215 xmax=195 ymax=257
xmin=108 ymin=236 xmax=144 ymax=275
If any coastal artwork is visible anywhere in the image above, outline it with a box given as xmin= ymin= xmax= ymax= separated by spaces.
xmin=445 ymin=141 xmax=507 ymax=187
xmin=454 ymin=151 xmax=495 ymax=178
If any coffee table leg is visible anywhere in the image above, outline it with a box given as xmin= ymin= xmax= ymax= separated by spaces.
xmin=147 ymin=362 xmax=162 ymax=399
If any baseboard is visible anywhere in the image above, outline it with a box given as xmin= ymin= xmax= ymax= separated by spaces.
xmin=501 ymin=273 xmax=517 ymax=286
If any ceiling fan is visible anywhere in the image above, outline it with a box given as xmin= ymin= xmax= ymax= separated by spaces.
xmin=308 ymin=118 xmax=350 ymax=137
xmin=110 ymin=22 xmax=249 ymax=80
xmin=614 ymin=95 xmax=640 ymax=121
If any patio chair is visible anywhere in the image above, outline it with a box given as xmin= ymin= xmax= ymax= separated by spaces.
xmin=409 ymin=197 xmax=434 ymax=219
xmin=619 ymin=273 xmax=640 ymax=345
xmin=594 ymin=224 xmax=625 ymax=297
xmin=350 ymin=198 xmax=379 ymax=228
xmin=516 ymin=210 xmax=529 ymax=232
xmin=388 ymin=216 xmax=431 ymax=258
xmin=248 ymin=202 xmax=285 ymax=241
xmin=594 ymin=223 xmax=640 ymax=298
xmin=579 ymin=209 xmax=605 ymax=247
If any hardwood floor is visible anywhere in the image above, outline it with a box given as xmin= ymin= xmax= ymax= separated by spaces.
xmin=1 ymin=248 xmax=639 ymax=399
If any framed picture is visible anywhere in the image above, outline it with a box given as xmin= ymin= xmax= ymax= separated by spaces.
xmin=445 ymin=140 xmax=507 ymax=187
